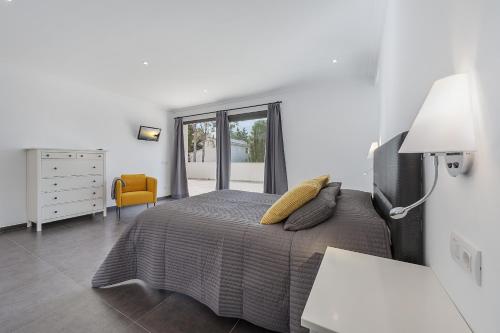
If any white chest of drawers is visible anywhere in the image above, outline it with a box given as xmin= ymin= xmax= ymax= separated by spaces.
xmin=27 ymin=149 xmax=107 ymax=231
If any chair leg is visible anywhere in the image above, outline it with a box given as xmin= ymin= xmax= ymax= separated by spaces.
xmin=154 ymin=202 xmax=156 ymax=207
xmin=117 ymin=207 xmax=121 ymax=220
xmin=147 ymin=203 xmax=149 ymax=208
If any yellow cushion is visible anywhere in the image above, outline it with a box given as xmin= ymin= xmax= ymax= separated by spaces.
xmin=260 ymin=175 xmax=330 ymax=225
xmin=121 ymin=174 xmax=147 ymax=193
xmin=121 ymin=191 xmax=154 ymax=206
xmin=312 ymin=175 xmax=330 ymax=188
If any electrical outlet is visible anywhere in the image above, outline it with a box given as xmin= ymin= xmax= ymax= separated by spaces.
xmin=450 ymin=232 xmax=481 ymax=286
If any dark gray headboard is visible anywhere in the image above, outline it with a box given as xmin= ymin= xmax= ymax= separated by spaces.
xmin=373 ymin=132 xmax=424 ymax=265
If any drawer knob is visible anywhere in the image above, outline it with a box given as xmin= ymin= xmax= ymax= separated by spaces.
xmin=46 ymin=154 xmax=50 ymax=157
xmin=93 ymin=204 xmax=96 ymax=207
xmin=80 ymin=155 xmax=84 ymax=157
xmin=54 ymin=197 xmax=58 ymax=200
xmin=53 ymin=183 xmax=58 ymax=186
xmin=98 ymin=155 xmax=102 ymax=158
xmin=54 ymin=210 xmax=58 ymax=214
xmin=68 ymin=154 xmax=72 ymax=157
xmin=53 ymin=167 xmax=58 ymax=170
xmin=93 ymin=192 xmax=96 ymax=195
xmin=92 ymin=166 xmax=96 ymax=169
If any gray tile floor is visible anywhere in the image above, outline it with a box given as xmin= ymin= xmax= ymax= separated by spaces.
xmin=0 ymin=202 xmax=274 ymax=333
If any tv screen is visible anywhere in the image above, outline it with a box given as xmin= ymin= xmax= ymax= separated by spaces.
xmin=138 ymin=126 xmax=161 ymax=142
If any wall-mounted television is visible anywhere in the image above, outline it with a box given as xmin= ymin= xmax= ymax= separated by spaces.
xmin=137 ymin=126 xmax=161 ymax=142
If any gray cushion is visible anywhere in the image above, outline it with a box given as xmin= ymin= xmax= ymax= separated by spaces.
xmin=326 ymin=182 xmax=342 ymax=191
xmin=283 ymin=183 xmax=341 ymax=231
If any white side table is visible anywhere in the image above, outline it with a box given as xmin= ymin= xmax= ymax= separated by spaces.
xmin=301 ymin=247 xmax=471 ymax=333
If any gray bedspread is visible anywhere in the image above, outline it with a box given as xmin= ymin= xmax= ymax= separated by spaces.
xmin=92 ymin=189 xmax=391 ymax=333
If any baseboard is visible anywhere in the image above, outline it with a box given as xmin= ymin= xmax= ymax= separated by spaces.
xmin=0 ymin=223 xmax=27 ymax=234
xmin=0 ymin=195 xmax=172 ymax=233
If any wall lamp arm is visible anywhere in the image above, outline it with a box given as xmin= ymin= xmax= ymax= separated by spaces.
xmin=390 ymin=154 xmax=439 ymax=219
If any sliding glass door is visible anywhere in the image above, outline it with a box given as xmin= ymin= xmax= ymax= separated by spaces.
xmin=228 ymin=111 xmax=267 ymax=192
xmin=183 ymin=119 xmax=217 ymax=196
xmin=183 ymin=110 xmax=267 ymax=195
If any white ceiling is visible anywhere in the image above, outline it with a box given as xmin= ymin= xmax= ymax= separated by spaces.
xmin=0 ymin=0 xmax=386 ymax=109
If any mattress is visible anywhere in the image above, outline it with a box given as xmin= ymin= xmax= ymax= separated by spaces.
xmin=92 ymin=189 xmax=391 ymax=333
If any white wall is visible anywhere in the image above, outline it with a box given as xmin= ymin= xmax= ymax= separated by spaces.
xmin=169 ymin=78 xmax=379 ymax=191
xmin=377 ymin=1 xmax=500 ymax=331
xmin=0 ymin=63 xmax=169 ymax=228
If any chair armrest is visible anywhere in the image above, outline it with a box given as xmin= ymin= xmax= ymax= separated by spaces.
xmin=146 ymin=177 xmax=158 ymax=202
xmin=115 ymin=180 xmax=123 ymax=207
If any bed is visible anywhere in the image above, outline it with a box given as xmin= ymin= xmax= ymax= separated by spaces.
xmin=92 ymin=132 xmax=423 ymax=333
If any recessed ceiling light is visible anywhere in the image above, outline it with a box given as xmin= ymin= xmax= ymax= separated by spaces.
xmin=142 ymin=61 xmax=149 ymax=66
xmin=332 ymin=59 xmax=338 ymax=64
xmin=203 ymin=89 xmax=208 ymax=94
xmin=5 ymin=0 xmax=13 ymax=3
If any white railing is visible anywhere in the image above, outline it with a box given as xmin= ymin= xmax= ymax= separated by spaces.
xmin=186 ymin=162 xmax=264 ymax=182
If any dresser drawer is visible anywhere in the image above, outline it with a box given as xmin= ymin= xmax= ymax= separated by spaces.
xmin=42 ymin=200 xmax=103 ymax=220
xmin=83 ymin=160 xmax=104 ymax=175
xmin=77 ymin=153 xmax=104 ymax=160
xmin=41 ymin=152 xmax=77 ymax=159
xmin=42 ymin=159 xmax=77 ymax=178
xmin=41 ymin=188 xmax=103 ymax=206
xmin=42 ymin=159 xmax=103 ymax=177
xmin=90 ymin=200 xmax=104 ymax=211
xmin=40 ymin=176 xmax=103 ymax=192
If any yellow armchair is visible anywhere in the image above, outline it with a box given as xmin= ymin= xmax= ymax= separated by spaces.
xmin=115 ymin=174 xmax=157 ymax=219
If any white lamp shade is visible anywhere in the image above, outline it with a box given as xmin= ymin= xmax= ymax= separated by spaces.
xmin=399 ymin=74 xmax=476 ymax=154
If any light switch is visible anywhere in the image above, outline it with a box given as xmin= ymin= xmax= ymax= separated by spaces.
xmin=450 ymin=232 xmax=481 ymax=286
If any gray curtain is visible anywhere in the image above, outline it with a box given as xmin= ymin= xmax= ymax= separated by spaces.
xmin=264 ymin=103 xmax=288 ymax=194
xmin=216 ymin=111 xmax=231 ymax=190
xmin=171 ymin=118 xmax=189 ymax=199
